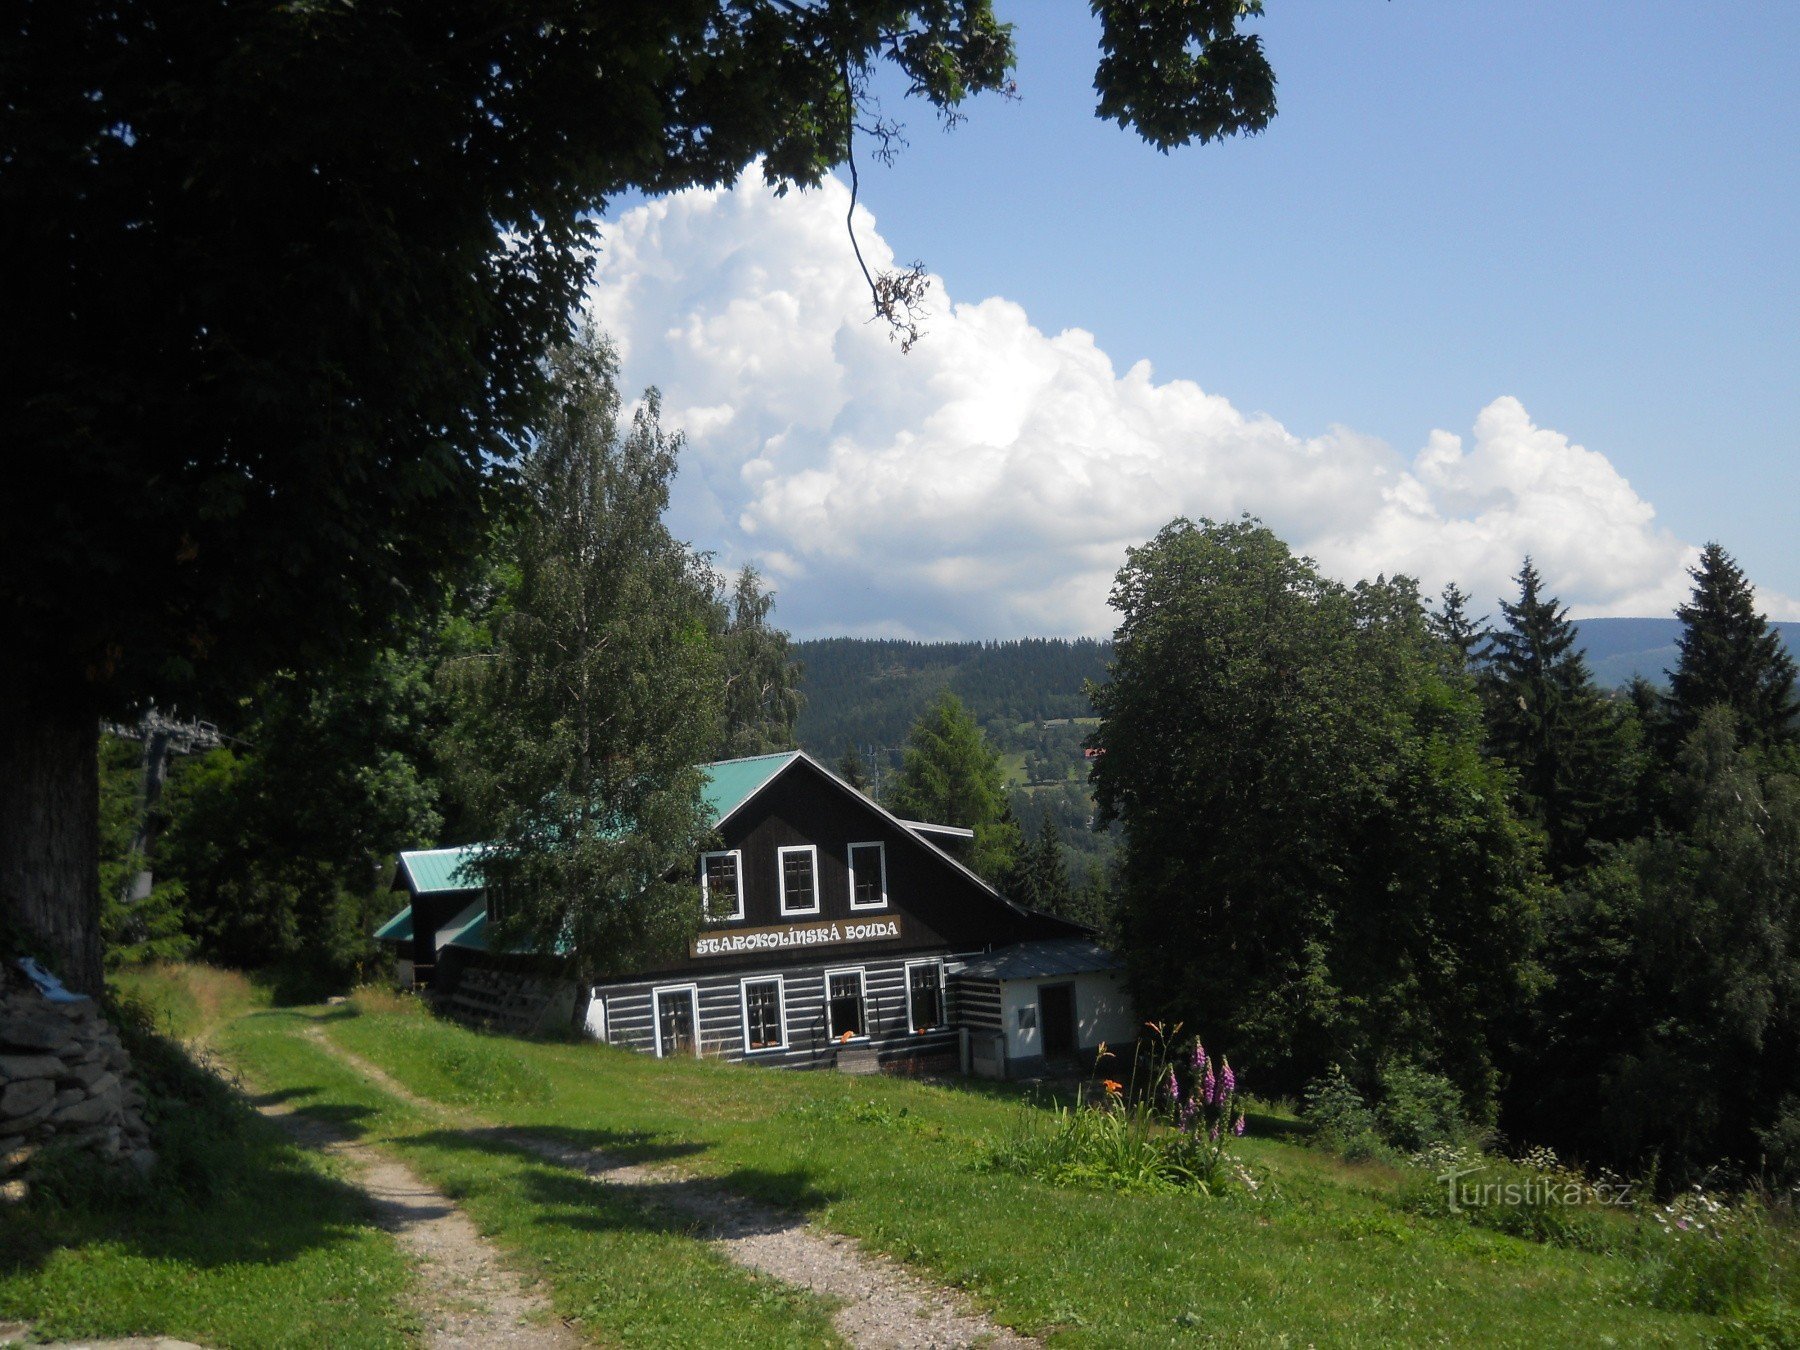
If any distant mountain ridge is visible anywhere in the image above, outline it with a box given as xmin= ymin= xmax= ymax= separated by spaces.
xmin=1573 ymin=617 xmax=1800 ymax=690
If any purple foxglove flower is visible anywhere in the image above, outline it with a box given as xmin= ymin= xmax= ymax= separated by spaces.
xmin=1234 ymin=1113 xmax=1246 ymax=1137
xmin=1192 ymin=1041 xmax=1207 ymax=1073
xmin=1221 ymin=1060 xmax=1236 ymax=1099
xmin=1165 ymin=1067 xmax=1180 ymax=1104
xmin=1202 ymin=1065 xmax=1217 ymax=1106
xmin=1181 ymin=1099 xmax=1199 ymax=1132
xmin=1211 ymin=1123 xmax=1221 ymax=1143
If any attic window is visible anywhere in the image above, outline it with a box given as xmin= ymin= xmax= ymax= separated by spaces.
xmin=848 ymin=841 xmax=887 ymax=910
xmin=778 ymin=845 xmax=819 ymax=915
xmin=700 ymin=850 xmax=743 ymax=922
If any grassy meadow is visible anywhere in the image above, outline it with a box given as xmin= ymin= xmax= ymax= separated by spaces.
xmin=4 ymin=964 xmax=1795 ymax=1347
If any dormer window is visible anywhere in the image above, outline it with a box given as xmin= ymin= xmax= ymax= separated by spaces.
xmin=700 ymin=849 xmax=743 ymax=922
xmin=848 ymin=841 xmax=888 ymax=910
xmin=778 ymin=844 xmax=819 ymax=915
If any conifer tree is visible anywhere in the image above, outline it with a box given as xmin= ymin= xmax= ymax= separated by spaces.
xmin=1010 ymin=814 xmax=1074 ymax=917
xmin=887 ymin=691 xmax=1019 ymax=884
xmin=1481 ymin=559 xmax=1639 ymax=875
xmin=1666 ymin=543 xmax=1798 ymax=749
xmin=1430 ymin=582 xmax=1487 ymax=673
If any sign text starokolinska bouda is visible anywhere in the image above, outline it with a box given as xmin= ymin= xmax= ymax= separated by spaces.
xmin=691 ymin=917 xmax=903 ymax=959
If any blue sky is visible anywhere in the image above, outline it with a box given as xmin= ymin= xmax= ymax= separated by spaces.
xmin=592 ymin=2 xmax=1799 ymax=638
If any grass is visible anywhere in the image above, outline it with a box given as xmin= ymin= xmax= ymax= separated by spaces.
xmin=17 ymin=964 xmax=1792 ymax=1347
xmin=219 ymin=1007 xmax=840 ymax=1347
xmin=0 ymin=970 xmax=413 ymax=1348
xmin=308 ymin=988 xmax=1735 ymax=1346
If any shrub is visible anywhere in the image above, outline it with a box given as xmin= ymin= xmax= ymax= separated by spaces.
xmin=1303 ymin=1064 xmax=1389 ymax=1161
xmin=1375 ymin=1060 xmax=1471 ymax=1153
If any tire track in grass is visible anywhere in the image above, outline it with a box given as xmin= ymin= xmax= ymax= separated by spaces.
xmin=201 ymin=1030 xmax=577 ymax=1350
xmin=305 ymin=1028 xmax=1037 ymax=1350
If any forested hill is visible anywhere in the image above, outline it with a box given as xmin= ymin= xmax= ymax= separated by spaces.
xmin=793 ymin=638 xmax=1110 ymax=755
xmin=794 ymin=622 xmax=1800 ymax=756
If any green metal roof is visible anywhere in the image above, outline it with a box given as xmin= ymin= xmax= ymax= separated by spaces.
xmin=372 ymin=906 xmax=413 ymax=942
xmin=444 ymin=910 xmax=488 ymax=951
xmin=702 ymin=752 xmax=799 ymax=824
xmin=398 ymin=846 xmax=484 ymax=895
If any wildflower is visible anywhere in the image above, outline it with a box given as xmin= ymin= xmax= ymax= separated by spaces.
xmin=1234 ymin=1113 xmax=1246 ymax=1137
xmin=1191 ymin=1040 xmax=1207 ymax=1074
xmin=1211 ymin=1123 xmax=1221 ymax=1143
xmin=1202 ymin=1064 xmax=1217 ymax=1106
xmin=1165 ymin=1067 xmax=1181 ymax=1107
xmin=1180 ymin=1099 xmax=1199 ymax=1132
xmin=1103 ymin=1078 xmax=1123 ymax=1097
xmin=1221 ymin=1059 xmax=1236 ymax=1100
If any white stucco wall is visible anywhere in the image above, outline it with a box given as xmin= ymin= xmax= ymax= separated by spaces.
xmin=998 ymin=968 xmax=1136 ymax=1065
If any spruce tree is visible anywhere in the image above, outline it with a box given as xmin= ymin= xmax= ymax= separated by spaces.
xmin=887 ymin=692 xmax=1019 ymax=884
xmin=1666 ymin=543 xmax=1798 ymax=749
xmin=1481 ymin=559 xmax=1638 ymax=875
xmin=1430 ymin=582 xmax=1487 ymax=673
xmin=1009 ymin=814 xmax=1074 ymax=917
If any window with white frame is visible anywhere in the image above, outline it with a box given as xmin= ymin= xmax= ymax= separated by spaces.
xmin=740 ymin=977 xmax=786 ymax=1052
xmin=778 ymin=844 xmax=819 ymax=915
xmin=847 ymin=841 xmax=888 ymax=910
xmin=826 ymin=969 xmax=867 ymax=1040
xmin=905 ymin=960 xmax=944 ymax=1032
xmin=700 ymin=849 xmax=743 ymax=921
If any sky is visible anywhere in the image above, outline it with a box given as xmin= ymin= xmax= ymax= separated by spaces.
xmin=589 ymin=2 xmax=1799 ymax=640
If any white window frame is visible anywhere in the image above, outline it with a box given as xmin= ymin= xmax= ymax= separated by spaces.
xmin=824 ymin=965 xmax=869 ymax=1042
xmin=777 ymin=844 xmax=821 ymax=916
xmin=699 ymin=849 xmax=744 ymax=922
xmin=904 ymin=959 xmax=946 ymax=1033
xmin=652 ymin=984 xmax=702 ymax=1059
xmin=846 ymin=840 xmax=889 ymax=911
xmin=738 ymin=975 xmax=788 ymax=1054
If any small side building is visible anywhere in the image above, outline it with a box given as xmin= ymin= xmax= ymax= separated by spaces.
xmin=377 ymin=750 xmax=1134 ymax=1078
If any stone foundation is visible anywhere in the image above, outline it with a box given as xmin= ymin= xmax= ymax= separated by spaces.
xmin=0 ymin=962 xmax=153 ymax=1192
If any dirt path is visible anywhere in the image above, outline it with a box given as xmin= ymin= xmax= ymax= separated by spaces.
xmin=225 ymin=1045 xmax=579 ymax=1350
xmin=306 ymin=1030 xmax=1036 ymax=1350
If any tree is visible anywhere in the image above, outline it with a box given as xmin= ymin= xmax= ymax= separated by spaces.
xmin=441 ymin=329 xmax=723 ymax=1027
xmin=1516 ymin=708 xmax=1800 ymax=1180
xmin=1009 ymin=814 xmax=1074 ymax=919
xmin=837 ymin=743 xmax=872 ymax=795
xmin=1090 ymin=519 xmax=1546 ymax=1110
xmin=1429 ymin=582 xmax=1486 ymax=674
xmin=3 ymin=0 xmax=1277 ymax=991
xmin=1666 ymin=542 xmax=1798 ymax=750
xmin=1480 ymin=559 xmax=1641 ymax=876
xmin=887 ymin=691 xmax=1019 ymax=885
xmin=716 ymin=567 xmax=804 ymax=760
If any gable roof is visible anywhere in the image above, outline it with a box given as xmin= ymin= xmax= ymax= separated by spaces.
xmin=702 ymin=751 xmax=801 ymax=824
xmin=389 ymin=747 xmax=1079 ymax=938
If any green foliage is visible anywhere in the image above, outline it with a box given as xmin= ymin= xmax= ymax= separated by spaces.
xmin=886 ymin=691 xmax=1020 ymax=883
xmin=95 ymin=733 xmax=194 ymax=967
xmin=716 ymin=566 xmax=804 ymax=759
xmin=1480 ymin=557 xmax=1644 ymax=875
xmin=152 ymin=640 xmax=444 ymax=978
xmin=1304 ymin=1065 xmax=1388 ymax=1161
xmin=1091 ymin=518 xmax=1547 ymax=1110
xmin=1515 ymin=707 xmax=1800 ymax=1182
xmin=984 ymin=1026 xmax=1255 ymax=1197
xmin=440 ymin=327 xmax=723 ymax=1001
xmin=1667 ymin=542 xmax=1799 ymax=750
xmin=1373 ymin=1061 xmax=1473 ymax=1154
xmin=1007 ymin=814 xmax=1074 ymax=918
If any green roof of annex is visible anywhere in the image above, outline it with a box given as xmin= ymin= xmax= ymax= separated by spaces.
xmin=393 ymin=751 xmax=801 ymax=897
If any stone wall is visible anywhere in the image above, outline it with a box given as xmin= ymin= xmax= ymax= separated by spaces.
xmin=0 ymin=963 xmax=153 ymax=1188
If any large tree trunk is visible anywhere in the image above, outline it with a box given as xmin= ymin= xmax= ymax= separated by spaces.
xmin=0 ymin=700 xmax=103 ymax=994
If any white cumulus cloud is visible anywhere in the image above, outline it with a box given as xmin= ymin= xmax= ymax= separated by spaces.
xmin=589 ymin=169 xmax=1765 ymax=637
